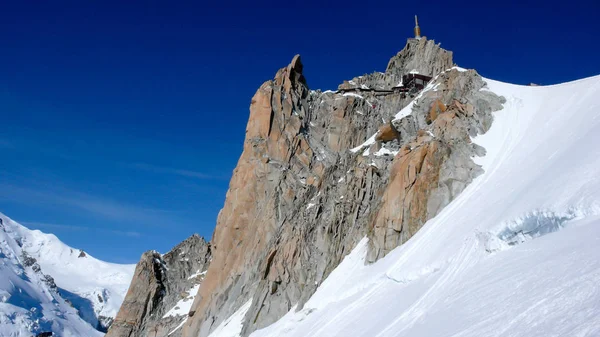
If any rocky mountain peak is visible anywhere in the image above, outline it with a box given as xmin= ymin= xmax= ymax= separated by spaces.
xmin=386 ymin=37 xmax=454 ymax=77
xmin=178 ymin=39 xmax=504 ymax=337
xmin=0 ymin=213 xmax=132 ymax=336
xmin=106 ymin=234 xmax=211 ymax=337
xmin=286 ymin=54 xmax=305 ymax=86
xmin=110 ymin=38 xmax=505 ymax=337
xmin=338 ymin=37 xmax=453 ymax=92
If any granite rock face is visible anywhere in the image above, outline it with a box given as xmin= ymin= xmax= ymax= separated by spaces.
xmin=105 ymin=235 xmax=211 ymax=337
xmin=367 ymin=69 xmax=505 ymax=261
xmin=182 ymin=50 xmax=410 ymax=337
xmin=386 ymin=37 xmax=454 ymax=79
xmin=339 ymin=37 xmax=453 ymax=92
xmin=109 ymin=38 xmax=505 ymax=337
xmin=175 ymin=39 xmax=505 ymax=337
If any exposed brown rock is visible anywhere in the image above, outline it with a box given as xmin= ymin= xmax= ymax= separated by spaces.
xmin=427 ymin=99 xmax=446 ymax=124
xmin=183 ymin=54 xmax=317 ymax=337
xmin=369 ymin=138 xmax=449 ymax=258
xmin=247 ymin=83 xmax=274 ymax=139
xmin=106 ymin=235 xmax=211 ymax=337
xmin=375 ymin=123 xmax=400 ymax=142
xmin=106 ymin=251 xmax=166 ymax=337
xmin=138 ymin=43 xmax=506 ymax=337
xmin=367 ymin=69 xmax=505 ymax=261
xmin=179 ymin=51 xmax=416 ymax=337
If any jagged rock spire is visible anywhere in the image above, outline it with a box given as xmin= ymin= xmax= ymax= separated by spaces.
xmin=386 ymin=37 xmax=453 ymax=78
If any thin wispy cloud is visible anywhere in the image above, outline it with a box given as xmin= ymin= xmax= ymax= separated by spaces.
xmin=0 ymin=183 xmax=175 ymax=226
xmin=127 ymin=162 xmax=227 ymax=180
xmin=109 ymin=229 xmax=142 ymax=237
xmin=21 ymin=221 xmax=143 ymax=238
xmin=21 ymin=221 xmax=89 ymax=231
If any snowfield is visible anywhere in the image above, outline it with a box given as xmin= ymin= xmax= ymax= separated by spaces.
xmin=244 ymin=74 xmax=600 ymax=337
xmin=0 ymin=213 xmax=135 ymax=336
xmin=21 ymin=225 xmax=135 ymax=329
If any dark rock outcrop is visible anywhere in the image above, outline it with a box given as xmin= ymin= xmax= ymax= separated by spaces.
xmin=106 ymin=234 xmax=211 ymax=337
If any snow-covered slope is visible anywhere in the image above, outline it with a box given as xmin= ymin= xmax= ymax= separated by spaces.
xmin=20 ymin=224 xmax=135 ymax=331
xmin=0 ymin=213 xmax=135 ymax=336
xmin=244 ymin=74 xmax=600 ymax=337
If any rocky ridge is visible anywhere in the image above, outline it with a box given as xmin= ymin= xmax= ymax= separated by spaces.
xmin=180 ymin=37 xmax=504 ymax=337
xmin=109 ymin=36 xmax=505 ymax=337
xmin=106 ymin=235 xmax=211 ymax=337
xmin=338 ymin=38 xmax=453 ymax=90
xmin=366 ymin=68 xmax=504 ymax=261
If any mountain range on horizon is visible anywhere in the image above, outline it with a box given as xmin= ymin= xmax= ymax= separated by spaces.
xmin=0 ymin=212 xmax=134 ymax=336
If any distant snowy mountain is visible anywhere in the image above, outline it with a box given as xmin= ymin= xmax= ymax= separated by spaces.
xmin=244 ymin=75 xmax=600 ymax=336
xmin=0 ymin=212 xmax=135 ymax=336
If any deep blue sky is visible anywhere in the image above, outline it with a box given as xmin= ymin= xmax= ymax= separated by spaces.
xmin=1 ymin=1 xmax=598 ymax=263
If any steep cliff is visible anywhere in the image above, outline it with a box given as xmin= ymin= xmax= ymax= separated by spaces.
xmin=106 ymin=235 xmax=211 ymax=337
xmin=366 ymin=69 xmax=504 ymax=261
xmin=386 ymin=38 xmax=453 ymax=78
xmin=176 ymin=37 xmax=504 ymax=337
